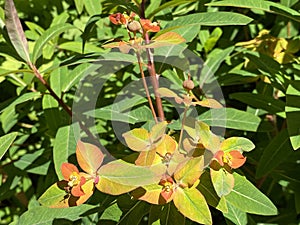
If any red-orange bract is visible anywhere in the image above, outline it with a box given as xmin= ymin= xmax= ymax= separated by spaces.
xmin=213 ymin=150 xmax=246 ymax=169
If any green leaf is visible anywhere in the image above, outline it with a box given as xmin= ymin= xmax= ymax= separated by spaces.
xmin=0 ymin=132 xmax=18 ymax=160
xmin=230 ymin=92 xmax=285 ymax=114
xmin=74 ymin=0 xmax=84 ymax=14
xmin=198 ymin=108 xmax=261 ymax=131
xmin=224 ymin=173 xmax=277 ymax=215
xmin=210 ymin=168 xmax=234 ymax=197
xmin=21 ymin=200 xmax=96 ymax=225
xmin=206 ymin=0 xmax=300 ymax=23
xmin=84 ymin=0 xmax=101 ymax=16
xmin=148 ymin=0 xmax=197 ymax=19
xmin=286 ymin=81 xmax=300 ymax=150
xmin=223 ymin=201 xmax=247 ymax=225
xmin=197 ymin=171 xmax=228 ymax=213
xmin=53 ymin=123 xmax=80 ymax=180
xmin=117 ymin=200 xmax=150 ymax=225
xmin=13 ymin=149 xmax=51 ymax=175
xmin=147 ymin=32 xmax=186 ymax=48
xmin=4 ymin=0 xmax=31 ymax=63
xmin=99 ymin=202 xmax=122 ymax=222
xmin=196 ymin=121 xmax=221 ymax=152
xmin=31 ymin=23 xmax=74 ymax=63
xmin=220 ymin=137 xmax=255 ymax=153
xmin=173 ymin=187 xmax=212 ymax=225
xmin=165 ymin=12 xmax=253 ymax=27
xmin=256 ymin=130 xmax=293 ymax=178
xmin=97 ymin=160 xmax=160 ymax=187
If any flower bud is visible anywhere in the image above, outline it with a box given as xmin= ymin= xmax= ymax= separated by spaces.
xmin=183 ymin=79 xmax=194 ymax=90
xmin=127 ymin=20 xmax=142 ymax=33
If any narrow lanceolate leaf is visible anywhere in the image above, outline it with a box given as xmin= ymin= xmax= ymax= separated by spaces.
xmin=0 ymin=132 xmax=18 ymax=160
xmin=220 ymin=137 xmax=255 ymax=153
xmin=256 ymin=130 xmax=293 ymax=178
xmin=286 ymin=81 xmax=300 ymax=150
xmin=76 ymin=141 xmax=104 ymax=175
xmin=173 ymin=187 xmax=212 ymax=225
xmin=199 ymin=108 xmax=261 ymax=132
xmin=165 ymin=12 xmax=253 ymax=28
xmin=5 ymin=0 xmax=31 ymax=63
xmin=206 ymin=0 xmax=300 ymax=23
xmin=53 ymin=123 xmax=80 ymax=180
xmin=31 ymin=23 xmax=74 ymax=63
xmin=224 ymin=173 xmax=277 ymax=215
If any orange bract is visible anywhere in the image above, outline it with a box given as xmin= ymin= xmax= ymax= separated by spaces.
xmin=140 ymin=19 xmax=160 ymax=32
xmin=213 ymin=150 xmax=246 ymax=169
xmin=109 ymin=13 xmax=127 ymax=25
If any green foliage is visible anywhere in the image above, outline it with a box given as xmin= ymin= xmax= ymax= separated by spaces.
xmin=1 ymin=0 xmax=300 ymax=224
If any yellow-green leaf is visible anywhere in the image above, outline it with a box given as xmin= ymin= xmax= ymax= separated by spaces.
xmin=173 ymin=187 xmax=212 ymax=225
xmin=220 ymin=137 xmax=255 ymax=153
xmin=76 ymin=141 xmax=104 ymax=175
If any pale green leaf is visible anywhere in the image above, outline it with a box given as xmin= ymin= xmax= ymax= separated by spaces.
xmin=206 ymin=0 xmax=300 ymax=23
xmin=31 ymin=23 xmax=74 ymax=63
xmin=220 ymin=137 xmax=255 ymax=153
xmin=198 ymin=108 xmax=261 ymax=131
xmin=0 ymin=132 xmax=18 ymax=160
xmin=53 ymin=123 xmax=80 ymax=180
xmin=224 ymin=173 xmax=277 ymax=215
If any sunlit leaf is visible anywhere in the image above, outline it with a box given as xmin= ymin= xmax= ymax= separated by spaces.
xmin=97 ymin=160 xmax=161 ymax=186
xmin=194 ymin=98 xmax=223 ymax=109
xmin=173 ymin=187 xmax=212 ymax=225
xmin=146 ymin=32 xmax=186 ymax=48
xmin=76 ymin=141 xmax=104 ymax=175
xmin=96 ymin=177 xmax=137 ymax=195
xmin=196 ymin=121 xmax=221 ymax=153
xmin=224 ymin=173 xmax=277 ymax=215
xmin=31 ymin=23 xmax=74 ymax=63
xmin=220 ymin=137 xmax=255 ymax=153
xmin=122 ymin=128 xmax=150 ymax=151
xmin=4 ymin=0 xmax=31 ymax=63
xmin=132 ymin=184 xmax=164 ymax=205
xmin=174 ymin=157 xmax=204 ymax=188
xmin=38 ymin=181 xmax=92 ymax=208
xmin=210 ymin=168 xmax=234 ymax=197
xmin=206 ymin=0 xmax=300 ymax=23
xmin=0 ymin=132 xmax=18 ymax=160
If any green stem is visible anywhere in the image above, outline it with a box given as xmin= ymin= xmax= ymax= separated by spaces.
xmin=177 ymin=105 xmax=189 ymax=153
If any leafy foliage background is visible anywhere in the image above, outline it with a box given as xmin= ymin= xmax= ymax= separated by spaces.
xmin=0 ymin=0 xmax=300 ymax=224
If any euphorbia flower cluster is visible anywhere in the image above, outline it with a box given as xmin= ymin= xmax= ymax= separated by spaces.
xmin=109 ymin=12 xmax=160 ymax=35
xmin=213 ymin=150 xmax=247 ymax=169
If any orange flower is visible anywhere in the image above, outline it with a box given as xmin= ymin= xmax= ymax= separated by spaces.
xmin=140 ymin=19 xmax=160 ymax=33
xmin=61 ymin=163 xmax=86 ymax=197
xmin=213 ymin=150 xmax=246 ymax=169
xmin=159 ymin=176 xmax=175 ymax=202
xmin=109 ymin=13 xmax=127 ymax=25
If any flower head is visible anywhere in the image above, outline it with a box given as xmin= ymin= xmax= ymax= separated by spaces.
xmin=213 ymin=150 xmax=246 ymax=169
xmin=109 ymin=13 xmax=127 ymax=25
xmin=61 ymin=163 xmax=86 ymax=197
xmin=159 ymin=176 xmax=175 ymax=202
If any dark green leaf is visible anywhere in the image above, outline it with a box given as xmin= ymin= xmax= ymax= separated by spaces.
xmin=256 ymin=130 xmax=293 ymax=178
